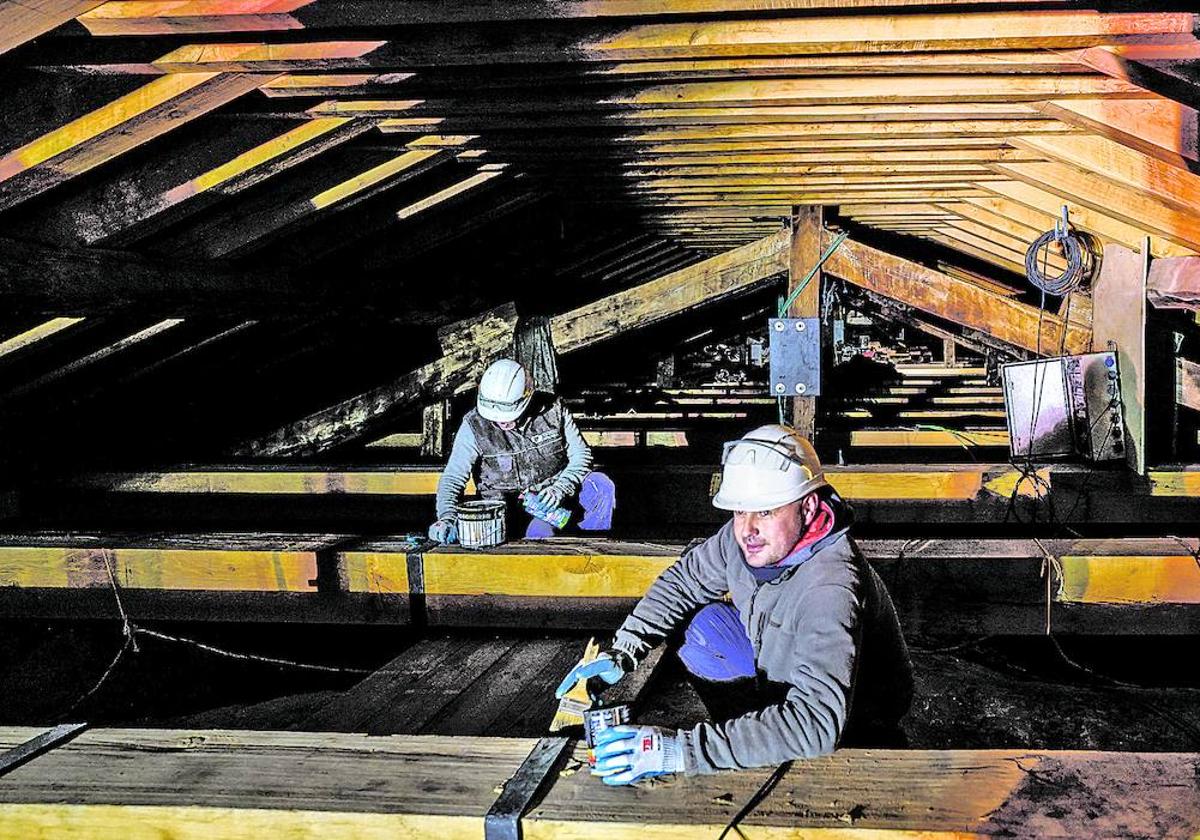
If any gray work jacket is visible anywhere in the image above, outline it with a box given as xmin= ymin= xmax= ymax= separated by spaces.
xmin=612 ymin=520 xmax=913 ymax=775
xmin=435 ymin=393 xmax=592 ymax=520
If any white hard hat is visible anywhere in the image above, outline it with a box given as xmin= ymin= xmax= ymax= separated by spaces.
xmin=477 ymin=359 xmax=533 ymax=422
xmin=712 ymin=424 xmax=827 ymax=511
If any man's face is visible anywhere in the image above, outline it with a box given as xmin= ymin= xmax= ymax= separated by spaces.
xmin=732 ymin=494 xmax=816 ymax=568
xmin=495 ymin=419 xmax=517 ymax=431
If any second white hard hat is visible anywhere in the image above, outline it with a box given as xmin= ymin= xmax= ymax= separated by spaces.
xmin=712 ymin=424 xmax=827 ymax=511
xmin=477 ymin=358 xmax=533 ymax=422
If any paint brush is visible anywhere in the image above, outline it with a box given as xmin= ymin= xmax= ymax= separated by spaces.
xmin=549 ymin=637 xmax=600 ymax=732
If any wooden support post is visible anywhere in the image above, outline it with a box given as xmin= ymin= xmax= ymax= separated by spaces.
xmin=419 ymin=401 xmax=450 ymax=459
xmin=789 ymin=205 xmax=822 ymax=438
xmin=943 ymin=337 xmax=957 ymax=366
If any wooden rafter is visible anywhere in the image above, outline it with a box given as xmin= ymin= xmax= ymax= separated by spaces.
xmin=0 ymin=0 xmax=105 ymax=54
xmin=0 ymin=73 xmax=271 ymax=212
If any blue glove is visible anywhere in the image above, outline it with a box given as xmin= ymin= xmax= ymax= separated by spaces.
xmin=554 ymin=651 xmax=626 ymax=698
xmin=534 ymin=485 xmax=567 ymax=511
xmin=428 ymin=517 xmax=458 ymax=545
xmin=592 ymin=725 xmax=682 ymax=785
xmin=522 ymin=492 xmax=552 ymax=519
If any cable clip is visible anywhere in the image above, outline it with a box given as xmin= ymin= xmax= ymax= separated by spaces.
xmin=1054 ymin=205 xmax=1071 ymax=244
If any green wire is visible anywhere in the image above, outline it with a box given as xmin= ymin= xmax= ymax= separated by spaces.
xmin=777 ymin=231 xmax=849 ymax=318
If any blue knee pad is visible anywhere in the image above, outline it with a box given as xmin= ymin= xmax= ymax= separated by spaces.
xmin=578 ymin=471 xmax=615 ymax=531
xmin=678 ymin=603 xmax=757 ymax=682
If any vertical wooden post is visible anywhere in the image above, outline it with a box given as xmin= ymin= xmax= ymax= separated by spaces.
xmin=789 ymin=206 xmax=822 ymax=439
xmin=1092 ymin=243 xmax=1147 ymax=473
xmin=943 ymin=337 xmax=957 ymax=367
xmin=420 ymin=401 xmax=450 ymax=459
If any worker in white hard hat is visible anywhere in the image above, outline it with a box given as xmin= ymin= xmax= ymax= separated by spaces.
xmin=428 ymin=358 xmax=615 ymax=544
xmin=556 ymin=424 xmax=912 ymax=784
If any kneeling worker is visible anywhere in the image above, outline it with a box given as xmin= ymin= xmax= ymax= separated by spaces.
xmin=557 ymin=424 xmax=912 ymax=783
xmin=428 ymin=358 xmax=615 ymax=543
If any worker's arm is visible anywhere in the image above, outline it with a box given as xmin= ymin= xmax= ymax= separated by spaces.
xmin=610 ymin=526 xmax=732 ymax=666
xmin=434 ymin=419 xmax=480 ymax=520
xmin=679 ymin=581 xmax=863 ymax=774
xmin=546 ymin=401 xmax=593 ymax=498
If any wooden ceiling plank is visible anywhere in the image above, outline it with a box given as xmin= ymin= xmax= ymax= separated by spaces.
xmin=394 ymin=167 xmax=506 ymax=222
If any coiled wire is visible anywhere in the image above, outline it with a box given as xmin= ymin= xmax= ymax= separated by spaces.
xmin=1024 ymin=228 xmax=1099 ymax=296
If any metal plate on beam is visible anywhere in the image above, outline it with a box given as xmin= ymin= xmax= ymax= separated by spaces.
xmin=768 ymin=318 xmax=821 ymax=396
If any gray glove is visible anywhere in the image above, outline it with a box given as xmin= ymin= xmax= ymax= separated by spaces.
xmin=428 ymin=517 xmax=459 ymax=545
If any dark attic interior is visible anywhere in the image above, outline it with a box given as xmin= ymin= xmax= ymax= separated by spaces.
xmin=2 ymin=2 xmax=1200 ymax=837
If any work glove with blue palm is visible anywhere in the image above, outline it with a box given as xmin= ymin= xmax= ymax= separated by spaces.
xmin=555 ymin=650 xmax=631 ymax=700
xmin=592 ymin=725 xmax=683 ymax=785
xmin=525 ymin=484 xmax=567 ymax=517
xmin=427 ymin=517 xmax=459 ymax=545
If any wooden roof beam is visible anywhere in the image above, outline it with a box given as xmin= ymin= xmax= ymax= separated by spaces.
xmin=823 ymin=233 xmax=1090 ymax=355
xmin=990 ymin=161 xmax=1200 ymax=252
xmin=0 ymin=72 xmax=271 ymax=213
xmin=970 ymin=184 xmax=1197 ymax=259
xmin=84 ymin=116 xmax=375 ymax=246
xmin=53 ymin=11 xmax=1199 ymax=69
xmin=1035 ymin=97 xmax=1199 ymax=167
xmin=238 ymin=231 xmax=788 ymax=457
xmin=204 ymin=147 xmax=448 ymax=258
xmin=75 ymin=0 xmax=1078 ymax=35
xmin=0 ymin=235 xmax=285 ymax=314
xmin=0 ymin=0 xmax=104 ymax=54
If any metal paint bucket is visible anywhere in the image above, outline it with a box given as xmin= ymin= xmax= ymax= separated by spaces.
xmin=457 ymin=499 xmax=506 ymax=549
xmin=583 ymin=704 xmax=632 ymax=766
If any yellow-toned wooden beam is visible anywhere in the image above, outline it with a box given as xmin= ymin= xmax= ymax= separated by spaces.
xmin=1059 ymin=552 xmax=1200 ymax=605
xmin=1010 ymin=133 xmax=1200 ymax=214
xmin=205 ymin=147 xmax=445 ymax=257
xmin=0 ymin=726 xmax=1190 ymax=839
xmin=151 ymin=40 xmax=386 ymax=72
xmin=851 ymin=429 xmax=1010 ymax=447
xmin=0 ymin=543 xmax=322 ymax=592
xmin=78 ymin=469 xmax=475 ymax=495
xmin=85 ymin=116 xmax=374 ymax=245
xmin=968 ymin=185 xmax=1196 ymax=258
xmin=0 ymin=317 xmax=84 ymax=359
xmin=0 ymin=73 xmax=270 ymax=212
xmin=990 ymin=161 xmax=1200 ymax=252
xmin=1036 ymin=97 xmax=1200 ymax=167
xmin=0 ymin=0 xmax=104 ymax=54
xmin=395 ymin=168 xmax=505 ymax=221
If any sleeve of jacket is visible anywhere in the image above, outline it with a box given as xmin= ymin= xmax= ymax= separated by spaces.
xmin=435 ymin=419 xmax=480 ymax=520
xmin=549 ymin=401 xmax=593 ymax=496
xmin=610 ymin=528 xmax=732 ymax=665
xmin=678 ymin=581 xmax=863 ymax=774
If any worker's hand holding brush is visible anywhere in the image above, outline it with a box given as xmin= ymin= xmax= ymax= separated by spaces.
xmin=555 ymin=650 xmax=630 ymax=699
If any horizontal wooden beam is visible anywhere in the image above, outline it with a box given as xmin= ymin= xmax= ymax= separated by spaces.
xmin=1 ymin=726 xmax=1194 ymax=838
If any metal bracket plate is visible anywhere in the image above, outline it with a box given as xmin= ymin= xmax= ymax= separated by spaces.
xmin=485 ymin=736 xmax=572 ymax=840
xmin=768 ymin=318 xmax=821 ymax=397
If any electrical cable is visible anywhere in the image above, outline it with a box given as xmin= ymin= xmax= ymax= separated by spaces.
xmin=717 ymin=760 xmax=793 ymax=840
xmin=1024 ymin=227 xmax=1097 ymax=297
